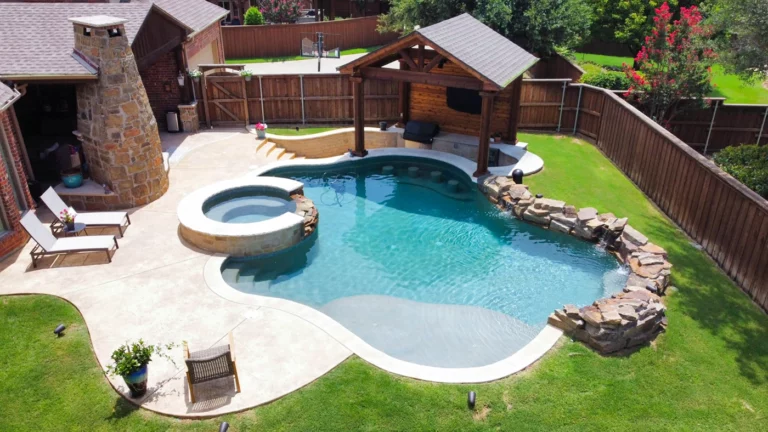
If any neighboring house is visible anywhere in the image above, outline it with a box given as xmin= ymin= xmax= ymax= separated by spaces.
xmin=0 ymin=0 xmax=227 ymax=259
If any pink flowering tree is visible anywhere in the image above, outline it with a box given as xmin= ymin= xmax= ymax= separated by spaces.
xmin=623 ymin=2 xmax=716 ymax=126
xmin=259 ymin=0 xmax=301 ymax=24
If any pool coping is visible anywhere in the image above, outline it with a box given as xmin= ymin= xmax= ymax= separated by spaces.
xmin=247 ymin=147 xmax=542 ymax=180
xmin=204 ymin=255 xmax=563 ymax=384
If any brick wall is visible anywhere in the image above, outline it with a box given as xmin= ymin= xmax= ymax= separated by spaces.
xmin=0 ymin=108 xmax=34 ymax=260
xmin=139 ymin=50 xmax=183 ymax=127
xmin=184 ymin=22 xmax=225 ymax=63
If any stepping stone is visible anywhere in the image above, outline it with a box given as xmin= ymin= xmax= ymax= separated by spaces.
xmin=447 ymin=179 xmax=459 ymax=192
xmin=382 ymin=165 xmax=394 ymax=175
xmin=430 ymin=171 xmax=442 ymax=183
xmin=408 ymin=166 xmax=419 ymax=178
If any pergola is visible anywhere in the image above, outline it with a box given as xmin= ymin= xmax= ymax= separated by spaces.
xmin=339 ymin=13 xmax=539 ymax=177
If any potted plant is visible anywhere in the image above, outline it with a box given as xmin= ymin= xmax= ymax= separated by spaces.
xmin=106 ymin=340 xmax=176 ymax=398
xmin=254 ymin=122 xmax=268 ymax=139
xmin=188 ymin=69 xmax=202 ymax=83
xmin=240 ymin=70 xmax=253 ymax=82
xmin=60 ymin=167 xmax=83 ymax=188
xmin=59 ymin=208 xmax=76 ymax=231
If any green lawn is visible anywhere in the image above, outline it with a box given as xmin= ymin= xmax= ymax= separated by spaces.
xmin=267 ymin=127 xmax=338 ymax=136
xmin=227 ymin=46 xmax=381 ymax=64
xmin=574 ymin=52 xmax=768 ymax=104
xmin=2 ymin=132 xmax=767 ymax=431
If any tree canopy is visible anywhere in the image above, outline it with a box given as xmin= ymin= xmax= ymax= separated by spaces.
xmin=587 ymin=0 xmax=678 ymax=53
xmin=378 ymin=0 xmax=592 ymax=57
xmin=706 ymin=0 xmax=768 ymax=82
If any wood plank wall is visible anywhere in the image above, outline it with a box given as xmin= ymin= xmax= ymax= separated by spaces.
xmin=221 ymin=16 xmax=400 ymax=59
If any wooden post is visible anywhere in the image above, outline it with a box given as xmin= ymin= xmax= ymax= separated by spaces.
xmin=351 ymin=74 xmax=368 ymax=157
xmin=474 ymin=91 xmax=496 ymax=177
xmin=398 ymin=60 xmax=410 ymax=126
xmin=201 ymin=73 xmax=211 ymax=128
xmin=240 ymin=76 xmax=249 ymax=127
xmin=507 ymin=77 xmax=522 ymax=143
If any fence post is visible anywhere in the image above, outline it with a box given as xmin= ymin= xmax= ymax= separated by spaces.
xmin=556 ymin=80 xmax=567 ymax=132
xmin=300 ymin=75 xmax=306 ymax=124
xmin=258 ymin=75 xmax=265 ymax=123
xmin=572 ymin=85 xmax=583 ymax=135
xmin=703 ymin=100 xmax=720 ymax=155
xmin=758 ymin=106 xmax=768 ymax=146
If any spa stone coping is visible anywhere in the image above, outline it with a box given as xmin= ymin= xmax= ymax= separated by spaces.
xmin=177 ymin=177 xmax=305 ymax=238
xmin=247 ymin=127 xmax=543 ymax=176
xmin=204 ymin=255 xmax=563 ymax=383
xmin=248 ymin=147 xmax=542 ymax=181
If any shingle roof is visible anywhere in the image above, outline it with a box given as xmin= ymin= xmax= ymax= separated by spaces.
xmin=0 ymin=82 xmax=19 ymax=110
xmin=144 ymin=0 xmax=228 ymax=34
xmin=0 ymin=0 xmax=226 ymax=79
xmin=0 ymin=2 xmax=153 ymax=78
xmin=415 ymin=14 xmax=538 ymax=88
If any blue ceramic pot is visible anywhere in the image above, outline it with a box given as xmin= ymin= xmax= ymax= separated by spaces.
xmin=257 ymin=129 xmax=266 ymax=139
xmin=61 ymin=171 xmax=83 ymax=189
xmin=122 ymin=364 xmax=148 ymax=398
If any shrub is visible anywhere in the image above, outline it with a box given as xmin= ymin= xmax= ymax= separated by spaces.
xmin=259 ymin=0 xmax=301 ymax=24
xmin=581 ymin=71 xmax=632 ymax=90
xmin=244 ymin=7 xmax=265 ymax=25
xmin=714 ymin=145 xmax=768 ymax=198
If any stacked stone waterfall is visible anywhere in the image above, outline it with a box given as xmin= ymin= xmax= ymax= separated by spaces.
xmin=72 ymin=16 xmax=169 ymax=209
xmin=479 ymin=176 xmax=671 ymax=354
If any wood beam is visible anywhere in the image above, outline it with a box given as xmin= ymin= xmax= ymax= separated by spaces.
xmin=417 ymin=44 xmax=425 ymax=71
xmin=422 ymin=54 xmax=444 ymax=73
xmin=135 ymin=36 xmax=182 ymax=71
xmin=398 ymin=61 xmax=410 ymax=126
xmin=351 ymin=75 xmax=367 ymax=157
xmin=398 ymin=50 xmax=419 ymax=71
xmin=474 ymin=91 xmax=497 ymax=177
xmin=359 ymin=67 xmax=483 ymax=90
xmin=507 ymin=77 xmax=523 ymax=143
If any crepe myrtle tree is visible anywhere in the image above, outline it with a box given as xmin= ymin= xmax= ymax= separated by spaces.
xmin=259 ymin=0 xmax=302 ymax=24
xmin=623 ymin=2 xmax=716 ymax=126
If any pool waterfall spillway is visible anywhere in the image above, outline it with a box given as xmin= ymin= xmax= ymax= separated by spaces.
xmin=177 ymin=177 xmax=318 ymax=256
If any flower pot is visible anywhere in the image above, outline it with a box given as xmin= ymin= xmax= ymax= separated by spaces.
xmin=244 ymin=76 xmax=252 ymax=82
xmin=193 ymin=76 xmax=200 ymax=83
xmin=122 ymin=364 xmax=149 ymax=398
xmin=256 ymin=129 xmax=266 ymax=139
xmin=65 ymin=221 xmax=75 ymax=231
xmin=61 ymin=169 xmax=83 ymax=189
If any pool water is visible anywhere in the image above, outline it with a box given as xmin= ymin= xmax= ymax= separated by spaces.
xmin=204 ymin=187 xmax=297 ymax=224
xmin=222 ymin=157 xmax=627 ymax=367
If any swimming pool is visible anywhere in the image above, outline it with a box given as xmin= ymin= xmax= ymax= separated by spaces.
xmin=221 ymin=157 xmax=627 ymax=368
xmin=203 ymin=187 xmax=297 ymax=224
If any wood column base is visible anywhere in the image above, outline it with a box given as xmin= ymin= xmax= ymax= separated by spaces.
xmin=350 ymin=149 xmax=369 ymax=157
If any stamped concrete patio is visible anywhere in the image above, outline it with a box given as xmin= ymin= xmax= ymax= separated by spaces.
xmin=0 ymin=129 xmax=352 ymax=417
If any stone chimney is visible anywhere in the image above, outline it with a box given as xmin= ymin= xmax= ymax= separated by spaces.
xmin=71 ymin=15 xmax=168 ymax=208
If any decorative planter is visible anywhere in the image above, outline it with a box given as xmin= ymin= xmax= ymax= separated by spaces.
xmin=244 ymin=76 xmax=252 ymax=82
xmin=192 ymin=76 xmax=200 ymax=83
xmin=61 ymin=169 xmax=83 ymax=189
xmin=122 ymin=364 xmax=149 ymax=398
xmin=65 ymin=221 xmax=75 ymax=231
xmin=256 ymin=129 xmax=266 ymax=139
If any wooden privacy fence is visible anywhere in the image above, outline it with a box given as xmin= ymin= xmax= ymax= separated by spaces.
xmin=221 ymin=16 xmax=399 ymax=59
xmin=193 ymin=73 xmax=399 ymax=126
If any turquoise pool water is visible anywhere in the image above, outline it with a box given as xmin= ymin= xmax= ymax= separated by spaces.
xmin=222 ymin=157 xmax=627 ymax=367
xmin=203 ymin=187 xmax=296 ymax=224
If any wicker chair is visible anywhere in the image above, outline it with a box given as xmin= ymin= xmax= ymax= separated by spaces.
xmin=183 ymin=333 xmax=241 ymax=403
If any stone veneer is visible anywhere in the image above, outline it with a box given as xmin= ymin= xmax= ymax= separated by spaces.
xmin=479 ymin=175 xmax=671 ymax=355
xmin=73 ymin=17 xmax=169 ymax=209
xmin=178 ymin=103 xmax=200 ymax=133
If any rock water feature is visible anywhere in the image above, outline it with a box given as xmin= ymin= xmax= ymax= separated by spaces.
xmin=479 ymin=175 xmax=671 ymax=354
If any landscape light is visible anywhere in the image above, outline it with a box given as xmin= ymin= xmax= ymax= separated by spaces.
xmin=219 ymin=421 xmax=229 ymax=432
xmin=54 ymin=324 xmax=66 ymax=337
xmin=468 ymin=391 xmax=476 ymax=409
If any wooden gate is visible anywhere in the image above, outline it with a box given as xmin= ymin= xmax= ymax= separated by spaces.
xmin=202 ymin=72 xmax=249 ymax=127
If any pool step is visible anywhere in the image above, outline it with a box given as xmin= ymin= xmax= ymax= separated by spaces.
xmin=279 ymin=152 xmax=296 ymax=160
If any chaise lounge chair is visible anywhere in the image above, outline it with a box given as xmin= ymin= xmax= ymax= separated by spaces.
xmin=19 ymin=212 xmax=119 ymax=268
xmin=183 ymin=333 xmax=242 ymax=403
xmin=40 ymin=187 xmax=131 ymax=237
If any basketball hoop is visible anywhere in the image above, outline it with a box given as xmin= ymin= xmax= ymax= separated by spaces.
xmin=301 ymin=32 xmax=341 ymax=72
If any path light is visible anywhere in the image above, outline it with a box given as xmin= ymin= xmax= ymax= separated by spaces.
xmin=468 ymin=391 xmax=476 ymax=409
xmin=512 ymin=169 xmax=524 ymax=184
xmin=54 ymin=324 xmax=66 ymax=337
xmin=536 ymin=194 xmax=543 ymax=199
xmin=219 ymin=421 xmax=229 ymax=432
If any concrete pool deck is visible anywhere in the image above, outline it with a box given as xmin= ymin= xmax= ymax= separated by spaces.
xmin=0 ymin=129 xmax=560 ymax=418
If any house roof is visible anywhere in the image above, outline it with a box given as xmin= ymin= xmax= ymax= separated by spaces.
xmin=0 ymin=82 xmax=19 ymax=111
xmin=0 ymin=0 xmax=226 ymax=80
xmin=141 ymin=0 xmax=228 ymax=35
xmin=340 ymin=13 xmax=538 ymax=90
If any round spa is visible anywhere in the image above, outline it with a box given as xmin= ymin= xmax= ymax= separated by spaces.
xmin=178 ymin=177 xmax=318 ymax=256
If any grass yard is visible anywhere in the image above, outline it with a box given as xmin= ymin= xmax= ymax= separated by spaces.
xmin=226 ymin=46 xmax=380 ymax=64
xmin=2 ymin=132 xmax=767 ymax=431
xmin=574 ymin=53 xmax=768 ymax=104
xmin=267 ymin=126 xmax=339 ymax=136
